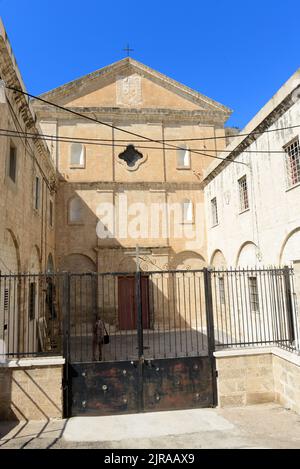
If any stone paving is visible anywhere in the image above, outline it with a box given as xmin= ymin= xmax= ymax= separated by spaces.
xmin=1 ymin=404 xmax=300 ymax=449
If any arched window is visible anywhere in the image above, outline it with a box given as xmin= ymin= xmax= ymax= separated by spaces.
xmin=182 ymin=199 xmax=193 ymax=223
xmin=177 ymin=144 xmax=190 ymax=169
xmin=70 ymin=143 xmax=85 ymax=167
xmin=69 ymin=197 xmax=83 ymax=223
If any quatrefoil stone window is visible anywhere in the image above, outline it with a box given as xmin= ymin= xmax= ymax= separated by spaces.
xmin=118 ymin=145 xmax=143 ymax=168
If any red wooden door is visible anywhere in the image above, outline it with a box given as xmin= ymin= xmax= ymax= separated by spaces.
xmin=118 ymin=276 xmax=150 ymax=330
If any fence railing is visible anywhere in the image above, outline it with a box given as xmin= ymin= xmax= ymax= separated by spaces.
xmin=211 ymin=267 xmax=300 ymax=353
xmin=0 ymin=267 xmax=299 ymax=360
xmin=0 ymin=273 xmax=63 ymax=359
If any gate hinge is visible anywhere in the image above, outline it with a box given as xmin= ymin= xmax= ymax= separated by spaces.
xmin=215 ymin=370 xmax=218 ymax=378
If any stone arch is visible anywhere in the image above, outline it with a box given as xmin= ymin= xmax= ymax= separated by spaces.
xmin=172 ymin=250 xmax=206 ymax=270
xmin=279 ymin=227 xmax=300 ymax=265
xmin=118 ymin=256 xmax=137 ymax=273
xmin=236 ymin=241 xmax=260 ymax=267
xmin=0 ymin=228 xmax=20 ymax=273
xmin=60 ymin=253 xmax=96 ymax=273
xmin=210 ymin=249 xmax=227 ymax=268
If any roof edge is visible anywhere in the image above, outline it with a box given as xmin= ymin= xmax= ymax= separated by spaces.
xmin=35 ymin=57 xmax=232 ymax=115
xmin=202 ymin=68 xmax=300 ymax=186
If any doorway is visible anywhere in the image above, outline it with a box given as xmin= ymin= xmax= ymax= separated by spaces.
xmin=118 ymin=275 xmax=150 ymax=330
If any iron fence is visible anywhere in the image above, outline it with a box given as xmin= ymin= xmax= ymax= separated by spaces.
xmin=0 ymin=273 xmax=63 ymax=358
xmin=0 ymin=266 xmax=299 ymax=360
xmin=211 ymin=266 xmax=300 ymax=353
xmin=68 ymin=270 xmax=210 ymax=362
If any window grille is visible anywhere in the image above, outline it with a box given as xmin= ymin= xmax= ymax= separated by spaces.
xmin=219 ymin=276 xmax=225 ymax=304
xmin=249 ymin=276 xmax=259 ymax=313
xmin=285 ymin=138 xmax=300 ymax=187
xmin=238 ymin=175 xmax=249 ymax=212
xmin=211 ymin=197 xmax=218 ymax=226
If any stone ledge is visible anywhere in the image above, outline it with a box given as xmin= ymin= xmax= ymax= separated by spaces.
xmin=0 ymin=356 xmax=65 ymax=369
xmin=214 ymin=346 xmax=300 ymax=367
xmin=214 ymin=347 xmax=273 ymax=358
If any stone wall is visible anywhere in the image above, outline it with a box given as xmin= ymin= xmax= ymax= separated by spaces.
xmin=215 ymin=348 xmax=300 ymax=414
xmin=203 ymin=70 xmax=300 ymax=268
xmin=216 ymin=351 xmax=274 ymax=407
xmin=273 ymin=354 xmax=300 ymax=414
xmin=0 ymin=358 xmax=64 ymax=421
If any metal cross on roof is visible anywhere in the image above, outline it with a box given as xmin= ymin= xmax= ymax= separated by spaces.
xmin=123 ymin=44 xmax=134 ymax=57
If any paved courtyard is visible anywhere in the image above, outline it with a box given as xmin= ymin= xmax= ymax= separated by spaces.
xmin=1 ymin=404 xmax=300 ymax=449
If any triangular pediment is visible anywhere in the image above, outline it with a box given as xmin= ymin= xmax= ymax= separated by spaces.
xmin=37 ymin=58 xmax=231 ymax=118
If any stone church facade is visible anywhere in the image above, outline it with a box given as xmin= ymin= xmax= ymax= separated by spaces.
xmin=33 ymin=58 xmax=231 ymax=274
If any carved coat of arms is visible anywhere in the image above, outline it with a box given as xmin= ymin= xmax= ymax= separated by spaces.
xmin=116 ymin=74 xmax=142 ymax=106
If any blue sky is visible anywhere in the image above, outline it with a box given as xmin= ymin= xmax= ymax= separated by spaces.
xmin=1 ymin=0 xmax=299 ymax=128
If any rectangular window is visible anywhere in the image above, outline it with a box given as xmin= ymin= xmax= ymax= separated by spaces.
xmin=249 ymin=276 xmax=259 ymax=313
xmin=49 ymin=200 xmax=53 ymax=227
xmin=182 ymin=199 xmax=193 ymax=223
xmin=28 ymin=282 xmax=36 ymax=321
xmin=177 ymin=145 xmax=190 ymax=169
xmin=70 ymin=143 xmax=85 ymax=167
xmin=285 ymin=137 xmax=300 ymax=187
xmin=238 ymin=175 xmax=249 ymax=212
xmin=9 ymin=144 xmax=17 ymax=182
xmin=219 ymin=276 xmax=225 ymax=305
xmin=211 ymin=197 xmax=218 ymax=226
xmin=35 ymin=177 xmax=40 ymax=210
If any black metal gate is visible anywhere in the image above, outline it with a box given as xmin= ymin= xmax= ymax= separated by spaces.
xmin=63 ymin=268 xmax=217 ymax=417
xmin=0 ymin=267 xmax=298 ymax=416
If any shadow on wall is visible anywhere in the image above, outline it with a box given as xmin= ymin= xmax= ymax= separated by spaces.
xmin=0 ymin=364 xmax=63 ymax=423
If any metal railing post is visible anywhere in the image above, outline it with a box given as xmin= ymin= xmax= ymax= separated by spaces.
xmin=204 ymin=268 xmax=216 ymax=355
xmin=203 ymin=267 xmax=217 ymax=406
xmin=283 ymin=266 xmax=295 ymax=345
xmin=62 ymin=271 xmax=71 ymax=417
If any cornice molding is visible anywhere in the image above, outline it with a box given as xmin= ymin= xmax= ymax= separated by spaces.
xmin=34 ymin=104 xmax=228 ymax=126
xmin=59 ymin=180 xmax=203 ymax=191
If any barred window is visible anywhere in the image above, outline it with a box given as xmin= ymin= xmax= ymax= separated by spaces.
xmin=249 ymin=276 xmax=259 ymax=313
xmin=285 ymin=138 xmax=300 ymax=187
xmin=219 ymin=276 xmax=225 ymax=305
xmin=3 ymin=288 xmax=9 ymax=312
xmin=238 ymin=175 xmax=249 ymax=212
xmin=211 ymin=197 xmax=218 ymax=226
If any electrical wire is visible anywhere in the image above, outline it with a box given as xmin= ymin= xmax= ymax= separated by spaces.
xmin=5 ymin=85 xmax=300 ymax=144
xmin=0 ymin=127 xmax=290 ymax=154
xmin=4 ymin=84 xmax=247 ymax=166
